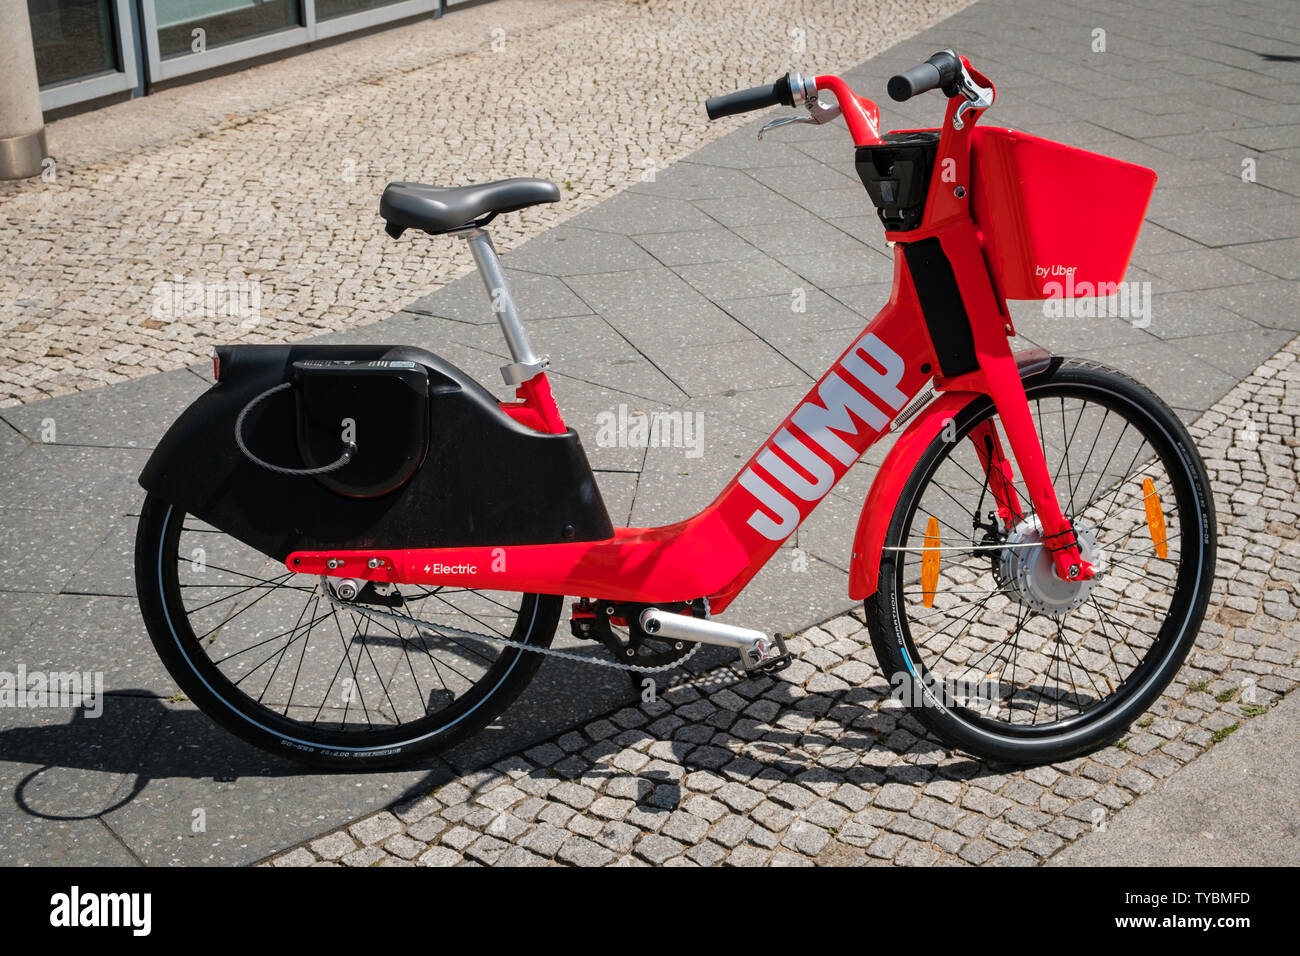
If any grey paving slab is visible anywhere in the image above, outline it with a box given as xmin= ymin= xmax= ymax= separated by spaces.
xmin=99 ymin=702 xmax=455 ymax=865
xmin=1147 ymin=129 xmax=1282 ymax=162
xmin=407 ymin=268 xmax=592 ymax=324
xmin=1162 ymin=326 xmax=1296 ymax=380
xmin=452 ymin=314 xmax=688 ymax=403
xmin=0 ymin=368 xmax=207 ymax=449
xmin=1224 ymin=124 xmax=1300 ymax=151
xmin=1050 ymin=690 xmax=1300 ymax=866
xmin=823 ymin=282 xmax=906 ymax=319
xmin=786 ymin=249 xmax=896 ymax=291
xmin=628 ymin=430 xmax=763 ymax=529
xmin=0 ymin=507 xmax=118 ymax=594
xmin=0 ymin=696 xmax=166 ymax=865
xmin=625 ymin=161 xmax=772 ymax=201
xmin=0 ymin=444 xmax=151 ymax=514
xmin=746 ymin=162 xmax=860 ymax=195
xmin=1140 ymin=247 xmax=1280 ymax=290
xmin=646 ymin=339 xmax=808 ymax=398
xmin=631 ymin=227 xmax=765 ymax=267
xmin=719 ymin=546 xmax=852 ymax=640
xmin=681 ymin=135 xmax=812 ymax=171
xmin=61 ymin=514 xmax=138 ymax=597
xmin=503 ymin=226 xmax=662 ymax=277
xmin=783 ymin=185 xmax=878 ymax=223
xmin=562 ymin=267 xmax=702 ymax=313
xmin=821 ymin=215 xmax=894 ymax=257
xmin=9 ymin=594 xmax=176 ymax=696
xmin=733 ymin=219 xmax=869 ymax=260
xmin=675 ymin=256 xmax=811 ymax=302
xmin=1072 ymin=340 xmax=1238 ymax=414
xmin=571 ymin=192 xmax=721 ymax=236
xmin=0 ymin=419 xmax=27 ymax=462
xmin=597 ymin=296 xmax=756 ymax=358
xmin=543 ymin=380 xmax=661 ymax=473
xmin=693 ymin=190 xmax=821 ymax=229
xmin=734 ymin=322 xmax=869 ymax=380
xmin=0 ymin=589 xmax=56 ymax=645
xmin=1209 ymin=279 xmax=1300 ymax=331
xmin=1005 ymin=307 xmax=1154 ymax=354
xmin=591 ymin=471 xmax=638 ymax=527
xmin=1253 ymin=158 xmax=1300 ymax=201
xmin=1223 ymin=237 xmax=1300 ymax=280
xmin=720 ymin=289 xmax=868 ymax=337
xmin=1145 ymin=291 xmax=1261 ymax=339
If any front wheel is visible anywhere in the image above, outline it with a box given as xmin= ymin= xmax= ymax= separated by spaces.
xmin=865 ymin=359 xmax=1216 ymax=764
xmin=134 ymin=495 xmax=561 ymax=769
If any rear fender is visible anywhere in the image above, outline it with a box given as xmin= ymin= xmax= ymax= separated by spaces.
xmin=139 ymin=343 xmax=613 ymax=561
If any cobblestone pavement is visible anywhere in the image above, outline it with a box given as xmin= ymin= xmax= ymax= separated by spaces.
xmin=0 ymin=0 xmax=967 ymax=405
xmin=264 ymin=337 xmax=1300 ymax=866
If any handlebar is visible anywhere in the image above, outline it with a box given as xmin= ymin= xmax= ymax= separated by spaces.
xmin=702 ymin=52 xmax=988 ymax=148
xmin=705 ymin=72 xmax=817 ymax=120
xmin=887 ymin=49 xmax=962 ymax=102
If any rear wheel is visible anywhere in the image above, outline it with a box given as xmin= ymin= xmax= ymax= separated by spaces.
xmin=135 ymin=495 xmax=560 ymax=769
xmin=865 ymin=359 xmax=1216 ymax=764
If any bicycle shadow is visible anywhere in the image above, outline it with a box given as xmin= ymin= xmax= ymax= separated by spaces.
xmin=0 ymin=691 xmax=451 ymax=823
xmin=450 ymin=667 xmax=1017 ymax=825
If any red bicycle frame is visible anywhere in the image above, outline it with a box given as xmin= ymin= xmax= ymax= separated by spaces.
xmin=289 ymin=58 xmax=1101 ymax=611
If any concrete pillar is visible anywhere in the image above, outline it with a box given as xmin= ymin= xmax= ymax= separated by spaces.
xmin=0 ymin=0 xmax=47 ymax=180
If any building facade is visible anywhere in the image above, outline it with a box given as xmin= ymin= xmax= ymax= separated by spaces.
xmin=26 ymin=0 xmax=478 ymax=112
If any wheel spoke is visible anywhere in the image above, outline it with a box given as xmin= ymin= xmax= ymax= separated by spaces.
xmin=157 ymin=505 xmax=547 ymax=746
xmin=890 ymin=382 xmax=1199 ymax=734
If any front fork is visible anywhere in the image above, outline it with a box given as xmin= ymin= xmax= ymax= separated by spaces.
xmin=977 ymin=354 xmax=1094 ymax=582
xmin=926 ymin=226 xmax=1094 ymax=583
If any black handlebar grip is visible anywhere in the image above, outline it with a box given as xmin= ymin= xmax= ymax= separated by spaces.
xmin=887 ymin=50 xmax=962 ymax=102
xmin=705 ymin=75 xmax=794 ymax=120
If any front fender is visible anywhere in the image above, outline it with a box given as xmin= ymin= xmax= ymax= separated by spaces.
xmin=847 ymin=390 xmax=978 ymax=600
xmin=847 ymin=348 xmax=1055 ymax=600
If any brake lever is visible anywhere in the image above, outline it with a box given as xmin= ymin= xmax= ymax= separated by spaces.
xmin=952 ymin=63 xmax=994 ymax=130
xmin=757 ymin=96 xmax=842 ymax=139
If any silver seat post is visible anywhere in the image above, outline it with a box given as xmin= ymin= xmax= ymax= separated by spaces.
xmin=459 ymin=227 xmax=549 ymax=387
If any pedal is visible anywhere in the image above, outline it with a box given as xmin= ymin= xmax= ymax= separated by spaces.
xmin=570 ymin=599 xmax=598 ymax=640
xmin=740 ymin=633 xmax=791 ymax=674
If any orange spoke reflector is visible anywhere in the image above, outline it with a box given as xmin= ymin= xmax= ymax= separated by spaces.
xmin=1142 ymin=476 xmax=1168 ymax=559
xmin=921 ymin=515 xmax=941 ymax=608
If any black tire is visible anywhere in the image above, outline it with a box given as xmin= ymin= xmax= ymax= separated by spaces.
xmin=135 ymin=494 xmax=561 ymax=769
xmin=865 ymin=358 xmax=1216 ymax=764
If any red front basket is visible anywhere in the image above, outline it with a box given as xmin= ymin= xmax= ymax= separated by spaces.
xmin=970 ymin=127 xmax=1157 ymax=300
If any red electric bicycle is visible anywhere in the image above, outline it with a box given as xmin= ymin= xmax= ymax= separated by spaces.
xmin=135 ymin=51 xmax=1216 ymax=769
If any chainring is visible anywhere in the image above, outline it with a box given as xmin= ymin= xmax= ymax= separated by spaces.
xmin=573 ymin=599 xmax=704 ymax=669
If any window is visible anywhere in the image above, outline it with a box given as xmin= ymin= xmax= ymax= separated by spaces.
xmin=153 ymin=0 xmax=303 ymax=58
xmin=27 ymin=0 xmax=120 ymax=87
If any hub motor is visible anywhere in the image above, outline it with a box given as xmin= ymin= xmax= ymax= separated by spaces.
xmin=996 ymin=516 xmax=1103 ymax=616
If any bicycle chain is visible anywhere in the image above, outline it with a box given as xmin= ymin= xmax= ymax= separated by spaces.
xmin=322 ymin=586 xmax=702 ymax=674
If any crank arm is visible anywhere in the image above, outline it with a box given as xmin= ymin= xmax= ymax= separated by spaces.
xmin=639 ymin=608 xmax=791 ymax=672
